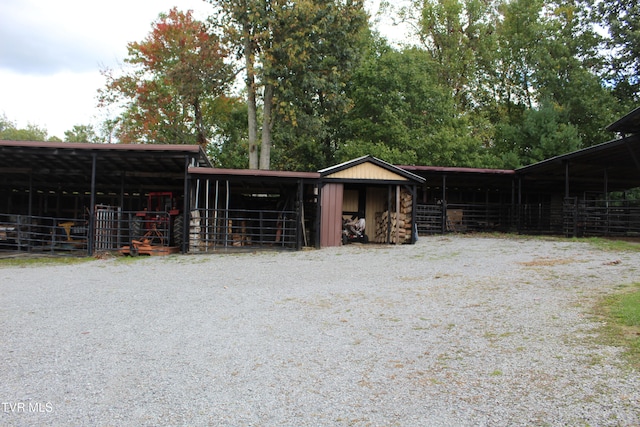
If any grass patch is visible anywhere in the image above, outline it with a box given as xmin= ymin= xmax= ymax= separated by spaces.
xmin=595 ymin=283 xmax=640 ymax=368
xmin=0 ymin=255 xmax=94 ymax=268
xmin=582 ymin=237 xmax=640 ymax=253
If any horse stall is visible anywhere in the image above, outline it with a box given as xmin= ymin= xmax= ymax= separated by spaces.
xmin=186 ymin=167 xmax=320 ymax=251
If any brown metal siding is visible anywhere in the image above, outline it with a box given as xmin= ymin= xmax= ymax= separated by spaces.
xmin=320 ymin=183 xmax=344 ymax=247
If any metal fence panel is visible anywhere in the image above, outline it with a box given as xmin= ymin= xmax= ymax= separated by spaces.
xmin=189 ymin=208 xmax=299 ymax=252
xmin=0 ymin=214 xmax=89 ymax=254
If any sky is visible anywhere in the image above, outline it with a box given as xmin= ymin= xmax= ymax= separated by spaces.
xmin=0 ymin=0 xmax=407 ymax=140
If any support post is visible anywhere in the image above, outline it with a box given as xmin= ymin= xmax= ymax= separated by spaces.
xmin=297 ymin=179 xmax=304 ymax=250
xmin=315 ymin=183 xmax=322 ymax=249
xmin=395 ymin=185 xmax=401 ymax=244
xmin=564 ymin=161 xmax=570 ymax=199
xmin=88 ymin=153 xmax=97 ymax=256
xmin=441 ymin=175 xmax=447 ymax=234
xmin=182 ymin=156 xmax=190 ymax=254
xmin=387 ymin=185 xmax=392 ymax=243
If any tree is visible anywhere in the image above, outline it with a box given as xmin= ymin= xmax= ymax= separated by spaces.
xmin=335 ymin=37 xmax=500 ymax=167
xmin=599 ymin=0 xmax=640 ymax=103
xmin=64 ymin=125 xmax=98 ymax=143
xmin=208 ymin=0 xmax=368 ymax=170
xmin=0 ymin=115 xmax=51 ymax=141
xmin=207 ymin=96 xmax=251 ymax=168
xmin=98 ymin=8 xmax=235 ymax=148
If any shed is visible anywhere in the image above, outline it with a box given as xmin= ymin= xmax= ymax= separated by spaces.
xmin=318 ymin=156 xmax=425 ymax=247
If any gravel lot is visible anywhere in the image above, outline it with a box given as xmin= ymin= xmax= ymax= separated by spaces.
xmin=1 ymin=235 xmax=640 ymax=426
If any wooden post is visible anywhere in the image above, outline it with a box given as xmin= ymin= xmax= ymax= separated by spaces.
xmin=88 ymin=153 xmax=97 ymax=256
xmin=396 ymin=185 xmax=400 ymax=244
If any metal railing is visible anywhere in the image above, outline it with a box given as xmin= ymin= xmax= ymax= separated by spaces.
xmin=415 ymin=203 xmax=513 ymax=235
xmin=188 ymin=208 xmax=299 ymax=251
xmin=415 ymin=204 xmax=443 ymax=235
xmin=518 ymin=203 xmax=564 ymax=235
xmin=0 ymin=213 xmax=89 ymax=254
xmin=564 ymin=198 xmax=640 ymax=237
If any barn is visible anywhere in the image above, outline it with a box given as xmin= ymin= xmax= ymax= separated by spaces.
xmin=1 ymin=107 xmax=639 ymax=256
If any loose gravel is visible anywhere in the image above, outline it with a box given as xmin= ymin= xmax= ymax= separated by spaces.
xmin=1 ymin=235 xmax=640 ymax=426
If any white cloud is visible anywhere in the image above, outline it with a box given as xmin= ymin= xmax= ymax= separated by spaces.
xmin=0 ymin=69 xmax=105 ymax=138
xmin=0 ymin=0 xmax=405 ymax=140
xmin=0 ymin=0 xmax=214 ymax=138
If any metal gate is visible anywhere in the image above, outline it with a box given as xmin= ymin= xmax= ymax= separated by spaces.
xmin=94 ymin=205 xmax=121 ymax=252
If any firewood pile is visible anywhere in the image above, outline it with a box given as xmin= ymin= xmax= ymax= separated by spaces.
xmin=374 ymin=189 xmax=413 ymax=244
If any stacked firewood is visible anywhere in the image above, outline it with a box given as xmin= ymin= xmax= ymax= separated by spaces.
xmin=374 ymin=189 xmax=413 ymax=244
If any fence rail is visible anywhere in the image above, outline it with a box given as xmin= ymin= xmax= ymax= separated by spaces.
xmin=564 ymin=198 xmax=640 ymax=237
xmin=188 ymin=208 xmax=299 ymax=251
xmin=415 ymin=203 xmax=512 ymax=235
xmin=0 ymin=213 xmax=89 ymax=254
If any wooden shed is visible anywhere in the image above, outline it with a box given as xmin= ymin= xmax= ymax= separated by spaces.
xmin=318 ymin=156 xmax=425 ymax=247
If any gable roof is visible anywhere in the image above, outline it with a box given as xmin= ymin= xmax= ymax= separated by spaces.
xmin=319 ymin=155 xmax=425 ymax=183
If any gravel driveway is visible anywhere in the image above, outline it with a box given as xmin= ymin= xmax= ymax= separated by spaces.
xmin=1 ymin=236 xmax=640 ymax=426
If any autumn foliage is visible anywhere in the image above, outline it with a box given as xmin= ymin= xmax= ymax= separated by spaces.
xmin=98 ymin=8 xmax=234 ymax=147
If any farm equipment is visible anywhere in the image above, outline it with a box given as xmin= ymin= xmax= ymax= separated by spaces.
xmin=121 ymin=192 xmax=184 ymax=256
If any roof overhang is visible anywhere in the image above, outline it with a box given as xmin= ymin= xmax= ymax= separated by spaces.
xmin=516 ymin=133 xmax=640 ymax=192
xmin=400 ymin=165 xmax=515 ymax=189
xmin=0 ymin=141 xmax=211 ymax=193
xmin=606 ymin=106 xmax=640 ymax=135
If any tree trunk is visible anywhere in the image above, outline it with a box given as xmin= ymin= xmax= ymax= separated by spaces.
xmin=259 ymin=83 xmax=274 ymax=170
xmin=245 ymin=24 xmax=259 ymax=169
xmin=193 ymin=97 xmax=207 ymax=150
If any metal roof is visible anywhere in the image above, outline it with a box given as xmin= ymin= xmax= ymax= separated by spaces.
xmin=189 ymin=166 xmax=320 ymax=181
xmin=516 ymin=133 xmax=640 ymax=192
xmin=606 ymin=106 xmax=640 ymax=135
xmin=400 ymin=164 xmax=515 ymax=189
xmin=0 ymin=141 xmax=211 ymax=193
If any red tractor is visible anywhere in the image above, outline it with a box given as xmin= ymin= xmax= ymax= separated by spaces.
xmin=129 ymin=192 xmax=184 ymax=250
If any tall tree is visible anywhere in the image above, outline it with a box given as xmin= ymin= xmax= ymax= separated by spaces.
xmin=98 ymin=8 xmax=234 ymax=148
xmin=599 ymin=0 xmax=640 ymax=103
xmin=335 ymin=36 xmax=500 ymax=167
xmin=208 ymin=0 xmax=368 ymax=170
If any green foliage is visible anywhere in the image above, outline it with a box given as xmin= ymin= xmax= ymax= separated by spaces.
xmin=335 ymin=37 xmax=500 ymax=168
xmin=0 ymin=114 xmax=52 ymax=141
xmin=599 ymin=0 xmax=640 ymax=103
xmin=64 ymin=125 xmax=98 ymax=143
xmin=207 ymin=96 xmax=250 ymax=168
xmin=208 ymin=0 xmax=369 ymax=170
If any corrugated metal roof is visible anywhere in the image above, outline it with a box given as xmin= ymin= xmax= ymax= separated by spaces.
xmin=400 ymin=165 xmax=515 ymax=175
